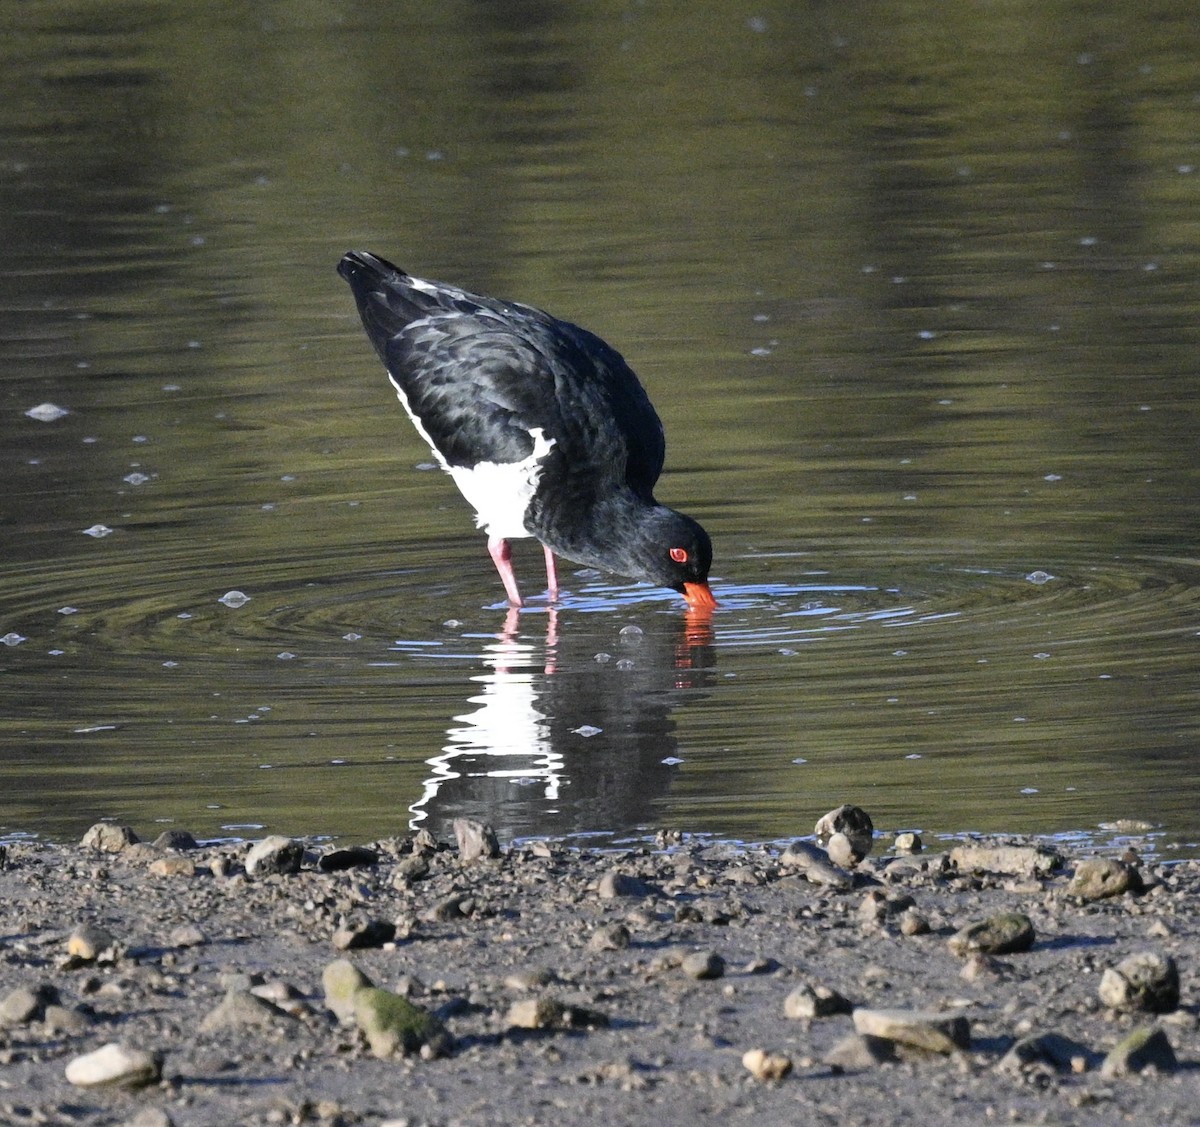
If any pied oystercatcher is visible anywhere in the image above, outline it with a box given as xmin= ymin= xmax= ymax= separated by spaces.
xmin=338 ymin=250 xmax=717 ymax=610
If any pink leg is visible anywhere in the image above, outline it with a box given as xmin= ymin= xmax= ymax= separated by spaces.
xmin=487 ymin=536 xmax=524 ymax=607
xmin=500 ymin=606 xmax=521 ymax=639
xmin=543 ymin=545 xmax=560 ymax=601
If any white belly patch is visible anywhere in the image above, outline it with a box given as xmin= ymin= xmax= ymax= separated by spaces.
xmin=388 ymin=372 xmax=554 ymax=539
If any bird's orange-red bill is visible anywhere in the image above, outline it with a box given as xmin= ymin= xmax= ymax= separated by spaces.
xmin=683 ymin=581 xmax=719 ymax=610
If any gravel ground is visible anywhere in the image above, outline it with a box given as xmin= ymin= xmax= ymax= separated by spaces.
xmin=0 ymin=817 xmax=1197 ymax=1127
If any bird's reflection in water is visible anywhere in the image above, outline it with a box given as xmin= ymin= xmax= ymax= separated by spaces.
xmin=409 ymin=607 xmax=715 ymax=841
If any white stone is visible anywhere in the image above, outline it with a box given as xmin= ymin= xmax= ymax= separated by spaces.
xmin=64 ymin=1042 xmax=161 ymax=1087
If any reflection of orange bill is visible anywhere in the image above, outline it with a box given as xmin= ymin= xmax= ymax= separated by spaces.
xmin=683 ymin=581 xmax=718 ymax=610
xmin=679 ymin=604 xmax=715 ymax=659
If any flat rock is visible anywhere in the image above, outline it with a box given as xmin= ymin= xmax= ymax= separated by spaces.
xmin=949 ymin=843 xmax=1063 ymax=877
xmin=824 ymin=1033 xmax=897 ymax=1070
xmin=1101 ymin=1025 xmax=1178 ymax=1076
xmin=508 ymin=995 xmax=566 ymax=1029
xmin=947 ymin=912 xmax=1035 ymax=956
xmin=852 ymin=1007 xmax=971 ymax=1054
xmin=1098 ymin=951 xmax=1180 ymax=1013
xmin=200 ymin=988 xmax=296 ymax=1032
xmin=148 ymin=856 xmax=196 ymax=877
xmin=244 ymin=835 xmax=304 ymax=877
xmin=64 ymin=1042 xmax=162 ymax=1088
xmin=779 ymin=841 xmax=853 ymax=889
xmin=882 ymin=852 xmax=950 ymax=883
xmin=1069 ymin=857 xmax=1144 ymax=901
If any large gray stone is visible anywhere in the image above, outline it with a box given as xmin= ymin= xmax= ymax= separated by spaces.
xmin=453 ymin=818 xmax=500 ymax=862
xmin=81 ymin=823 xmax=139 ymax=853
xmin=947 ymin=912 xmax=1035 ymax=956
xmin=815 ymin=804 xmax=874 ymax=862
xmin=244 ymin=835 xmax=304 ymax=876
xmin=1098 ymin=951 xmax=1179 ymax=1013
xmin=1069 ymin=857 xmax=1143 ymax=901
xmin=949 ymin=843 xmax=1063 ymax=877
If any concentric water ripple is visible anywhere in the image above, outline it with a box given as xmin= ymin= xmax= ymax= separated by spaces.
xmin=3 ymin=536 xmax=1199 ymax=850
xmin=10 ymin=545 xmax=1196 ymax=664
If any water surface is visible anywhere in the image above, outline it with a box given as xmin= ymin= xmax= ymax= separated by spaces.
xmin=2 ymin=1 xmax=1199 ymax=854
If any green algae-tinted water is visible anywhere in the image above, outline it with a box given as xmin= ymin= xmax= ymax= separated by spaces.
xmin=2 ymin=1 xmax=1199 ymax=854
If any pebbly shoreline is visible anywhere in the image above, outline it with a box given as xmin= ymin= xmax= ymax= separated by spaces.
xmin=0 ymin=812 xmax=1197 ymax=1126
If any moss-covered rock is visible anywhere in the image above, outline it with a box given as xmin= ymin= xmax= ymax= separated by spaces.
xmin=354 ymin=986 xmax=451 ymax=1058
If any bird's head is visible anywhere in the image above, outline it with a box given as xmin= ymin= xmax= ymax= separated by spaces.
xmin=634 ymin=509 xmax=717 ymax=610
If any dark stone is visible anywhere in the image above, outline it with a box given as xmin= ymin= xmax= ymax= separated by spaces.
xmin=1101 ymin=1025 xmax=1178 ymax=1076
xmin=318 ymin=846 xmax=380 ymax=872
xmin=152 ymin=830 xmax=199 ymax=851
xmin=947 ymin=912 xmax=1035 ymax=956
xmin=331 ymin=918 xmax=396 ymax=950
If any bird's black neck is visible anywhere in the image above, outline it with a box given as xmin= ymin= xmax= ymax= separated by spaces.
xmin=530 ymin=491 xmax=667 ymax=573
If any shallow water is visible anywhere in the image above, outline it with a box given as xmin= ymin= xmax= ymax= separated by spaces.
xmin=2 ymin=1 xmax=1199 ymax=853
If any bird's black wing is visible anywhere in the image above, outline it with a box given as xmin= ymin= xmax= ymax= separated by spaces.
xmin=340 ymin=250 xmax=666 ymax=496
xmin=383 ymin=315 xmax=560 ymax=468
xmin=543 ymin=318 xmax=666 ymax=501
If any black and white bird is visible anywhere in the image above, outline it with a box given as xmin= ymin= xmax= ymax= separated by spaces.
xmin=338 ymin=250 xmax=717 ymax=610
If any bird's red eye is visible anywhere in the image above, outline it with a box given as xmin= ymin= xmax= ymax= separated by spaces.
xmin=669 ymin=547 xmax=688 ymax=563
